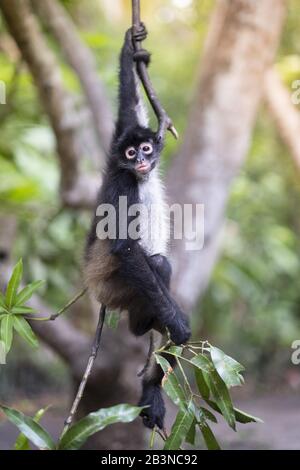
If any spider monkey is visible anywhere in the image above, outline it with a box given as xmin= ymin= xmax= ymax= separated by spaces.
xmin=84 ymin=25 xmax=190 ymax=430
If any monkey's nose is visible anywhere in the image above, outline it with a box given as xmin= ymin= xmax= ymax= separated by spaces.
xmin=137 ymin=153 xmax=145 ymax=163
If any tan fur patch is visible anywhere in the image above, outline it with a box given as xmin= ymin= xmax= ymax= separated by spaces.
xmin=83 ymin=239 xmax=135 ymax=309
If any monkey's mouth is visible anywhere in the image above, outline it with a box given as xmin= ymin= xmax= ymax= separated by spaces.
xmin=135 ymin=162 xmax=151 ymax=174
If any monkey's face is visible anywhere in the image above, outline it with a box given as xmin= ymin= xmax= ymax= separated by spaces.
xmin=124 ymin=140 xmax=157 ymax=177
xmin=116 ymin=127 xmax=161 ymax=179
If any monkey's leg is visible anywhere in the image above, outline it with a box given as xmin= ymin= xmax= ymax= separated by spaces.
xmin=138 ymin=256 xmax=182 ymax=429
xmin=128 ymin=296 xmax=155 ymax=336
xmin=146 ymin=254 xmax=191 ymax=345
xmin=128 ymin=255 xmax=172 ymax=337
xmin=116 ymin=244 xmax=190 ymax=345
xmin=148 ymin=254 xmax=171 ymax=289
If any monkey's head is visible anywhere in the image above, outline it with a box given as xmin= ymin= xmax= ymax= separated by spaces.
xmin=115 ymin=126 xmax=162 ymax=179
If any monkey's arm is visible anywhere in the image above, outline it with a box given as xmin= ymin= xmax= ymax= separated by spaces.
xmin=115 ymin=27 xmax=150 ymax=138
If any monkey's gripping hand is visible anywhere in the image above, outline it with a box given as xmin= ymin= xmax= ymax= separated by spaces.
xmin=132 ymin=22 xmax=151 ymax=67
xmin=133 ymin=49 xmax=151 ymax=67
xmin=133 ymin=21 xmax=148 ymax=43
xmin=123 ymin=25 xmax=151 ymax=66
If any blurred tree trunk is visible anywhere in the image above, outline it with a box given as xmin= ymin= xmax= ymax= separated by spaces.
xmin=168 ymin=0 xmax=286 ymax=312
xmin=0 ymin=0 xmax=286 ymax=450
xmin=264 ymin=68 xmax=300 ymax=172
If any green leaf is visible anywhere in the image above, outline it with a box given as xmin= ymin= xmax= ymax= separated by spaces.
xmin=104 ymin=310 xmax=120 ymax=329
xmin=203 ymin=370 xmax=236 ymax=430
xmin=5 ymin=259 xmax=23 ymax=308
xmin=0 ymin=405 xmax=55 ymax=450
xmin=185 ymin=418 xmax=196 ymax=445
xmin=13 ymin=316 xmax=39 ymax=348
xmin=164 ymin=405 xmax=194 ymax=450
xmin=15 ymin=280 xmax=44 ymax=306
xmin=210 ymin=346 xmax=245 ymax=388
xmin=234 ymin=407 xmax=263 ymax=424
xmin=155 ymin=354 xmax=187 ymax=410
xmin=0 ymin=292 xmax=6 ymax=308
xmin=198 ymin=422 xmax=221 ymax=450
xmin=206 ymin=400 xmax=263 ymax=424
xmin=200 ymin=407 xmax=217 ymax=423
xmin=0 ymin=315 xmax=14 ymax=353
xmin=190 ymin=353 xmax=214 ymax=373
xmin=15 ymin=407 xmax=49 ymax=450
xmin=0 ymin=307 xmax=9 ymax=314
xmin=206 ymin=400 xmax=262 ymax=424
xmin=59 ymin=404 xmax=142 ymax=450
xmin=14 ymin=433 xmax=30 ymax=450
xmin=195 ymin=368 xmax=210 ymax=400
xmin=164 ymin=349 xmax=213 ymax=373
xmin=168 ymin=346 xmax=184 ymax=356
xmin=11 ymin=306 xmax=37 ymax=315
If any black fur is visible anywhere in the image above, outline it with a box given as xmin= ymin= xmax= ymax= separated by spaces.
xmin=139 ymin=384 xmax=166 ymax=429
xmin=85 ymin=26 xmax=190 ymax=430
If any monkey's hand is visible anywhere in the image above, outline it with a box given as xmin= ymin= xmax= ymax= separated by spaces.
xmin=133 ymin=22 xmax=148 ymax=43
xmin=132 ymin=23 xmax=150 ymax=66
xmin=123 ymin=24 xmax=150 ymax=66
xmin=133 ymin=49 xmax=151 ymax=67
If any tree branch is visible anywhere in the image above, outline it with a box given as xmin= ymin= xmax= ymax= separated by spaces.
xmin=63 ymin=305 xmax=106 ymax=433
xmin=31 ymin=0 xmax=113 ymax=153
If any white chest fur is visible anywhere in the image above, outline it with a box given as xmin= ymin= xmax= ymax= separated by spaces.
xmin=137 ymin=168 xmax=169 ymax=256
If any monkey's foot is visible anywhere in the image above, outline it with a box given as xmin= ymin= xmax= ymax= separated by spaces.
xmin=168 ymin=312 xmax=191 ymax=346
xmin=139 ymin=384 xmax=165 ymax=429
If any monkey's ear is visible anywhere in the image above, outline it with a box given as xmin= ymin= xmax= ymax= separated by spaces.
xmin=154 ymin=133 xmax=164 ymax=148
xmin=115 ymin=130 xmax=127 ymax=148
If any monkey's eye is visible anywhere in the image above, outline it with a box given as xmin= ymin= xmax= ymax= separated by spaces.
xmin=140 ymin=142 xmax=153 ymax=155
xmin=125 ymin=147 xmax=136 ymax=159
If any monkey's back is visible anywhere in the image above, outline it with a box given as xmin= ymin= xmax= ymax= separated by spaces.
xmin=83 ymin=237 xmax=136 ymax=310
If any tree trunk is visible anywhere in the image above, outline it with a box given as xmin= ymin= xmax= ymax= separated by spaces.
xmin=264 ymin=68 xmax=300 ymax=172
xmin=168 ymin=0 xmax=287 ymax=312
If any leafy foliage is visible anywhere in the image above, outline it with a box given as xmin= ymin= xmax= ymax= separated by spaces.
xmin=0 ymin=260 xmax=43 ymax=354
xmin=58 ymin=405 xmax=142 ymax=450
xmin=0 ymin=404 xmax=143 ymax=450
xmin=155 ymin=341 xmax=261 ymax=449
xmin=0 ymin=264 xmax=260 ymax=451
xmin=0 ymin=405 xmax=55 ymax=450
xmin=14 ymin=407 xmax=49 ymax=450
